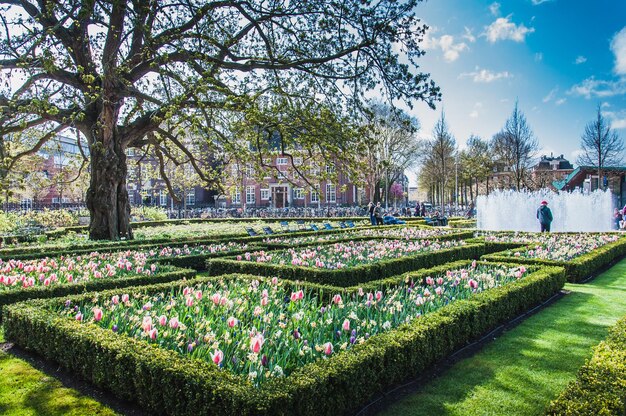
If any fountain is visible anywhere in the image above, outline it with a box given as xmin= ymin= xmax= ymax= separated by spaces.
xmin=476 ymin=189 xmax=615 ymax=232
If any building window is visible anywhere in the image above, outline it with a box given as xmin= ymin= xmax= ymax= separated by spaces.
xmin=310 ymin=164 xmax=320 ymax=176
xmin=326 ymin=184 xmax=336 ymax=203
xmin=245 ymin=164 xmax=255 ymax=177
xmin=231 ymin=163 xmax=239 ymax=176
xmin=246 ymin=186 xmax=255 ymax=204
xmin=160 ymin=190 xmax=167 ymax=206
xmin=326 ymin=164 xmax=335 ymax=174
xmin=276 ymin=157 xmax=288 ymax=165
xmin=294 ymin=188 xmax=304 ymax=199
xmin=294 ymin=157 xmax=303 ymax=166
xmin=232 ymin=187 xmax=241 ymax=204
xmin=186 ymin=191 xmax=195 ymax=206
xmin=260 ymin=189 xmax=270 ymax=200
xmin=311 ymin=185 xmax=320 ymax=203
xmin=128 ymin=193 xmax=134 ymax=205
xmin=126 ymin=148 xmax=135 ymax=157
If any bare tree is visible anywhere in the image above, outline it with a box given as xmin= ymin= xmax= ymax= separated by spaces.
xmin=491 ymin=101 xmax=538 ymax=191
xmin=363 ymin=103 xmax=422 ymax=206
xmin=0 ymin=0 xmax=440 ymax=240
xmin=422 ymin=111 xmax=455 ymax=213
xmin=577 ymin=105 xmax=624 ymax=190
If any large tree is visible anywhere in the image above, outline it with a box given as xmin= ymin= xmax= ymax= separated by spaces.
xmin=459 ymin=135 xmax=493 ymax=199
xmin=491 ymin=101 xmax=538 ymax=191
xmin=0 ymin=0 xmax=440 ymax=240
xmin=577 ymin=105 xmax=624 ymax=191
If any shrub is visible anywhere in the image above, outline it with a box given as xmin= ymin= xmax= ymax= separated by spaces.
xmin=546 ymin=316 xmax=626 ymax=415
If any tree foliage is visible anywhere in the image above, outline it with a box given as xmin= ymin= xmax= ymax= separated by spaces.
xmin=421 ymin=111 xmax=455 ymax=212
xmin=0 ymin=0 xmax=440 ymax=239
xmin=577 ymin=105 xmax=624 ymax=190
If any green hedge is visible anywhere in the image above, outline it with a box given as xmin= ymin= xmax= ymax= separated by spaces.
xmin=3 ymin=264 xmax=566 ymax=416
xmin=0 ymin=266 xmax=195 ymax=321
xmin=546 ymin=315 xmax=626 ymax=415
xmin=206 ymin=243 xmax=485 ymax=287
xmin=480 ymin=237 xmax=626 ymax=282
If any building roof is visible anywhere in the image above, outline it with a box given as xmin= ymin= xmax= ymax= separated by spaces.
xmin=552 ymin=166 xmax=626 ymax=190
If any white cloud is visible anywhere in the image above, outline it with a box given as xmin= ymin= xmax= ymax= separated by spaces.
xmin=555 ymin=98 xmax=567 ymax=105
xmin=575 ymin=55 xmax=587 ymax=65
xmin=543 ymin=87 xmax=558 ymax=103
xmin=459 ymin=67 xmax=512 ymax=83
xmin=463 ymin=27 xmax=476 ymax=43
xmin=603 ymin=109 xmax=626 ymax=129
xmin=489 ymin=2 xmax=501 ymax=16
xmin=469 ymin=102 xmax=483 ymax=118
xmin=484 ymin=15 xmax=535 ymax=43
xmin=423 ymin=30 xmax=469 ymax=62
xmin=531 ymin=0 xmax=554 ymax=5
xmin=610 ymin=27 xmax=626 ymax=75
xmin=568 ymin=77 xmax=626 ymax=98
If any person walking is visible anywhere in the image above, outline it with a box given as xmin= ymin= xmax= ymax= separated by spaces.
xmin=368 ymin=202 xmax=376 ymax=225
xmin=536 ymin=200 xmax=553 ymax=232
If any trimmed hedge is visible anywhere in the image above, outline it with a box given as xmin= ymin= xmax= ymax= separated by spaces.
xmin=3 ymin=264 xmax=566 ymax=416
xmin=546 ymin=315 xmax=626 ymax=415
xmin=0 ymin=265 xmax=195 ymax=320
xmin=481 ymin=236 xmax=626 ymax=282
xmin=206 ymin=243 xmax=485 ymax=287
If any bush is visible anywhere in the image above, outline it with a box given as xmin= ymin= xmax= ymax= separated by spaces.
xmin=3 ymin=264 xmax=565 ymax=416
xmin=206 ymin=244 xmax=485 ymax=287
xmin=546 ymin=316 xmax=626 ymax=415
xmin=481 ymin=237 xmax=626 ymax=282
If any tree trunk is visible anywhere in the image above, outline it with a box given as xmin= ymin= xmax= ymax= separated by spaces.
xmin=86 ymin=137 xmax=132 ymax=240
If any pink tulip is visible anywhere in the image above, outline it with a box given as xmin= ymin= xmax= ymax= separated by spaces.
xmin=342 ymin=319 xmax=350 ymax=331
xmin=92 ymin=307 xmax=103 ymax=321
xmin=183 ymin=287 xmax=192 ymax=296
xmin=148 ymin=328 xmax=158 ymax=340
xmin=195 ymin=290 xmax=203 ymax=300
xmin=121 ymin=294 xmax=129 ymax=303
xmin=212 ymin=293 xmax=221 ymax=305
xmin=290 ymin=292 xmax=299 ymax=302
xmin=185 ymin=296 xmax=194 ymax=307
xmin=332 ymin=294 xmax=342 ymax=305
xmin=142 ymin=316 xmax=152 ymax=332
xmin=250 ymin=334 xmax=264 ymax=353
xmin=169 ymin=317 xmax=179 ymax=329
xmin=468 ymin=279 xmax=478 ymax=289
xmin=227 ymin=316 xmax=238 ymax=327
xmin=111 ymin=295 xmax=119 ymax=305
xmin=76 ymin=312 xmax=83 ymax=321
xmin=375 ymin=291 xmax=383 ymax=301
xmin=159 ymin=315 xmax=167 ymax=326
xmin=260 ymin=297 xmax=269 ymax=306
xmin=271 ymin=277 xmax=278 ymax=285
xmin=323 ymin=342 xmax=333 ymax=356
xmin=211 ymin=349 xmax=224 ymax=366
xmin=43 ymin=278 xmax=50 ymax=286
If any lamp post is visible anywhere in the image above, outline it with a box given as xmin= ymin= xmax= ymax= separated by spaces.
xmin=455 ymin=152 xmax=459 ymax=215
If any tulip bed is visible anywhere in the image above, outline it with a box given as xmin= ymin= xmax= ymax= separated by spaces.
xmin=547 ymin=315 xmax=626 ymax=415
xmin=3 ymin=262 xmax=566 ymax=416
xmin=482 ymin=233 xmax=626 ymax=282
xmin=207 ymin=239 xmax=486 ymax=286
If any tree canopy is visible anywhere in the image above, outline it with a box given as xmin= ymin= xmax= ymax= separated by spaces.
xmin=0 ymin=0 xmax=440 ymax=239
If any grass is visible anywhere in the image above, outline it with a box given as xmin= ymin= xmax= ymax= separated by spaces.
xmin=0 ymin=326 xmax=118 ymax=416
xmin=378 ymin=258 xmax=626 ymax=416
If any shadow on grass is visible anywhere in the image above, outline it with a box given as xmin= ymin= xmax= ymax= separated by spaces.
xmin=0 ymin=344 xmax=141 ymax=416
xmin=374 ymin=262 xmax=626 ymax=416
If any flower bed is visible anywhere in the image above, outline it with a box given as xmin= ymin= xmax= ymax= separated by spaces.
xmin=547 ymin=315 xmax=626 ymax=415
xmin=4 ymin=263 xmax=566 ymax=416
xmin=481 ymin=233 xmax=626 ymax=282
xmin=207 ymin=240 xmax=484 ymax=286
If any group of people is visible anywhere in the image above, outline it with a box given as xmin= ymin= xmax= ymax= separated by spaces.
xmin=367 ymin=202 xmax=406 ymax=225
xmin=613 ymin=206 xmax=626 ymax=230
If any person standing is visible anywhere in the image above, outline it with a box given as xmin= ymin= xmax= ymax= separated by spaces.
xmin=536 ymin=200 xmax=553 ymax=232
xmin=368 ymin=202 xmax=376 ymax=225
xmin=374 ymin=202 xmax=384 ymax=225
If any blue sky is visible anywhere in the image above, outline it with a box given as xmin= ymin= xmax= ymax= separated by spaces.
xmin=404 ymin=0 xmax=626 ymax=175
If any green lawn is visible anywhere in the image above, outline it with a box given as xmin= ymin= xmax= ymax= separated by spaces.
xmin=0 ymin=326 xmax=117 ymax=416
xmin=379 ymin=259 xmax=626 ymax=416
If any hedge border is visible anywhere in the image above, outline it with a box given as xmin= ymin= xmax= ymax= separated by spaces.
xmin=0 ymin=265 xmax=195 ymax=321
xmin=546 ymin=315 xmax=626 ymax=415
xmin=480 ymin=236 xmax=626 ymax=282
xmin=3 ymin=264 xmax=566 ymax=416
xmin=205 ymin=243 xmax=485 ymax=287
